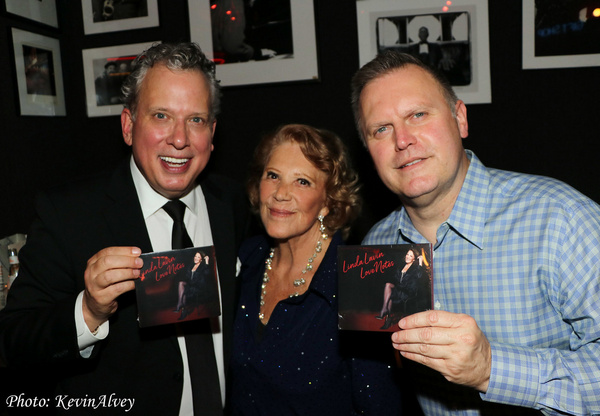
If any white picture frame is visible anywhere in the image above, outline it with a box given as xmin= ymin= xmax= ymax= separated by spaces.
xmin=522 ymin=2 xmax=600 ymax=69
xmin=5 ymin=0 xmax=59 ymax=28
xmin=189 ymin=0 xmax=319 ymax=87
xmin=82 ymin=42 xmax=157 ymax=117
xmin=81 ymin=0 xmax=159 ymax=35
xmin=356 ymin=0 xmax=492 ymax=104
xmin=11 ymin=28 xmax=66 ymax=116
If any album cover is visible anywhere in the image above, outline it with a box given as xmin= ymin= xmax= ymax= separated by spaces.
xmin=135 ymin=246 xmax=221 ymax=327
xmin=338 ymin=244 xmax=433 ymax=332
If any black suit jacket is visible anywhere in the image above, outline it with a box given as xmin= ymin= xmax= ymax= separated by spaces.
xmin=409 ymin=41 xmax=442 ymax=69
xmin=0 ymin=158 xmax=251 ymax=415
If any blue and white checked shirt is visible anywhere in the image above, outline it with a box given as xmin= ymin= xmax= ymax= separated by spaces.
xmin=363 ymin=150 xmax=600 ymax=416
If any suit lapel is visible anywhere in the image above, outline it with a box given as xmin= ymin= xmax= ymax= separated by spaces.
xmin=103 ymin=159 xmax=153 ymax=253
xmin=202 ymin=184 xmax=237 ymax=370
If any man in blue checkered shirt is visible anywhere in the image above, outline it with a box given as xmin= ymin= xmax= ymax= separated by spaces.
xmin=350 ymin=50 xmax=600 ymax=415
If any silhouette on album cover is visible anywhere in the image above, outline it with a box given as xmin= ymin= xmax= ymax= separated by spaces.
xmin=338 ymin=244 xmax=433 ymax=332
xmin=135 ymin=246 xmax=220 ymax=327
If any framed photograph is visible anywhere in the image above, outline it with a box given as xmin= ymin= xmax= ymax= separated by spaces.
xmin=11 ymin=28 xmax=66 ymax=116
xmin=189 ymin=0 xmax=318 ymax=87
xmin=5 ymin=0 xmax=59 ymax=28
xmin=82 ymin=41 xmax=156 ymax=117
xmin=356 ymin=0 xmax=491 ymax=104
xmin=522 ymin=2 xmax=600 ymax=69
xmin=81 ymin=0 xmax=159 ymax=35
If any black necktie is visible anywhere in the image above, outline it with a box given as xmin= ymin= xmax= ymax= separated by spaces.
xmin=163 ymin=200 xmax=223 ymax=415
xmin=162 ymin=199 xmax=194 ymax=249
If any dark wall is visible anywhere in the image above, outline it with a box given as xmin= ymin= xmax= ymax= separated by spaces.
xmin=1 ymin=1 xmax=599 ymax=243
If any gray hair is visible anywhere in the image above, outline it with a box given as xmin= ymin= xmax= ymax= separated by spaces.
xmin=121 ymin=42 xmax=220 ymax=121
xmin=350 ymin=50 xmax=458 ymax=146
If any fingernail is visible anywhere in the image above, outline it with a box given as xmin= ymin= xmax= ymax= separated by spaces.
xmin=132 ymin=247 xmax=142 ymax=255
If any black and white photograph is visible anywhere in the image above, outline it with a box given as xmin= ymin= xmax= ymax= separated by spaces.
xmin=356 ymin=0 xmax=491 ymax=104
xmin=91 ymin=0 xmax=148 ymax=23
xmin=523 ymin=1 xmax=600 ymax=69
xmin=5 ymin=0 xmax=59 ymax=28
xmin=376 ymin=11 xmax=472 ymax=86
xmin=81 ymin=0 xmax=159 ymax=34
xmin=82 ymin=42 xmax=156 ymax=117
xmin=190 ymin=0 xmax=318 ymax=86
xmin=11 ymin=28 xmax=66 ymax=116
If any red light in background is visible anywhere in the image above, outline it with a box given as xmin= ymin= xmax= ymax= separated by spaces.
xmin=211 ymin=4 xmax=217 ymax=9
xmin=226 ymin=10 xmax=231 ymax=15
xmin=594 ymin=8 xmax=600 ymax=17
xmin=231 ymin=16 xmax=236 ymax=21
xmin=442 ymin=6 xmax=449 ymax=12
xmin=446 ymin=1 xmax=452 ymax=5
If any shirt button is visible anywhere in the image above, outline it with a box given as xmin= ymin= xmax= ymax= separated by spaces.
xmin=434 ymin=300 xmax=442 ymax=310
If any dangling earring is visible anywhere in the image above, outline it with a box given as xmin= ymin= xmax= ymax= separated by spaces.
xmin=318 ymin=214 xmax=328 ymax=240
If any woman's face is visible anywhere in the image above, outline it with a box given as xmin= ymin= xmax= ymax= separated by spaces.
xmin=194 ymin=252 xmax=202 ymax=263
xmin=405 ymin=250 xmax=416 ymax=264
xmin=259 ymin=141 xmax=329 ymax=243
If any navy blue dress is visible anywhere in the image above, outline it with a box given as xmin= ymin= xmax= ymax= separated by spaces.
xmin=230 ymin=232 xmax=403 ymax=415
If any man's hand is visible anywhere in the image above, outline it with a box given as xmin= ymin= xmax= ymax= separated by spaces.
xmin=82 ymin=247 xmax=143 ymax=332
xmin=391 ymin=310 xmax=492 ymax=392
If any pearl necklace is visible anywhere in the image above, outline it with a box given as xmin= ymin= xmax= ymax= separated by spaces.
xmin=259 ymin=225 xmax=328 ymax=322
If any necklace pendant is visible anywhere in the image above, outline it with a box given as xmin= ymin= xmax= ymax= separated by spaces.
xmin=260 ymin=231 xmax=326 ymax=318
xmin=293 ymin=277 xmax=306 ymax=287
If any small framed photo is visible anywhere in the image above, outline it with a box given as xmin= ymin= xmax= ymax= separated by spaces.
xmin=522 ymin=2 xmax=600 ymax=69
xmin=82 ymin=42 xmax=156 ymax=117
xmin=189 ymin=0 xmax=319 ymax=86
xmin=81 ymin=0 xmax=159 ymax=35
xmin=11 ymin=28 xmax=66 ymax=116
xmin=5 ymin=0 xmax=59 ymax=28
xmin=356 ymin=0 xmax=492 ymax=104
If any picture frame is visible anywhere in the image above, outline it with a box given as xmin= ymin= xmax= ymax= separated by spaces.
xmin=5 ymin=0 xmax=59 ymax=28
xmin=189 ymin=0 xmax=319 ymax=87
xmin=356 ymin=0 xmax=492 ymax=104
xmin=11 ymin=28 xmax=66 ymax=116
xmin=81 ymin=0 xmax=159 ymax=35
xmin=82 ymin=41 xmax=156 ymax=117
xmin=522 ymin=2 xmax=600 ymax=69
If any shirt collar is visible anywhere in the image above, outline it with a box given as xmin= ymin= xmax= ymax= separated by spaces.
xmin=446 ymin=150 xmax=488 ymax=249
xmin=129 ymin=156 xmax=199 ymax=219
xmin=398 ymin=150 xmax=488 ymax=250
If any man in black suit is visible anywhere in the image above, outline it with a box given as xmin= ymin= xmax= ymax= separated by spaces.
xmin=0 ymin=42 xmax=251 ymax=415
xmin=409 ymin=26 xmax=442 ymax=69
